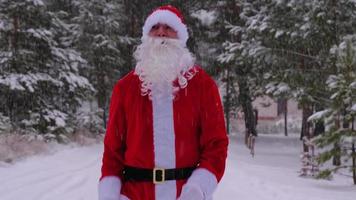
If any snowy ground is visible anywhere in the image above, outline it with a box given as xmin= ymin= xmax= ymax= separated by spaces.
xmin=0 ymin=134 xmax=355 ymax=200
xmin=217 ymin=134 xmax=356 ymax=200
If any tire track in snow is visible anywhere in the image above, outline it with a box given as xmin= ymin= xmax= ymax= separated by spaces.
xmin=33 ymin=165 xmax=92 ymax=200
xmin=0 ymin=144 xmax=102 ymax=200
xmin=0 ymin=157 xmax=99 ymax=194
xmin=1 ymin=145 xmax=101 ymax=182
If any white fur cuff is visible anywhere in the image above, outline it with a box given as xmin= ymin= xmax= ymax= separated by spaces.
xmin=98 ymin=176 xmax=122 ymax=200
xmin=186 ymin=168 xmax=218 ymax=199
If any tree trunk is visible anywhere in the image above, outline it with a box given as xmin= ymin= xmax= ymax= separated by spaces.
xmin=96 ymin=66 xmax=108 ymax=128
xmin=332 ymin=114 xmax=341 ymax=166
xmin=8 ymin=16 xmax=20 ymax=126
xmin=284 ymin=100 xmax=288 ymax=136
xmin=237 ymin=77 xmax=257 ymax=142
xmin=352 ymin=140 xmax=355 ymax=185
xmin=224 ymin=68 xmax=231 ymax=134
xmin=301 ymin=104 xmax=312 ymax=152
xmin=11 ymin=16 xmax=19 ymax=51
xmin=351 ymin=116 xmax=355 ymax=185
xmin=332 ymin=143 xmax=341 ymax=166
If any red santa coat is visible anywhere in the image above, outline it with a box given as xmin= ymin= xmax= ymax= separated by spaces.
xmin=100 ymin=66 xmax=228 ymax=200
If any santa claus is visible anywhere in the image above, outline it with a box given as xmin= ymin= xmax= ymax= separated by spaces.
xmin=99 ymin=5 xmax=228 ymax=200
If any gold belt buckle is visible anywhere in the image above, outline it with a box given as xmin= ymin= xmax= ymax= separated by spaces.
xmin=153 ymin=168 xmax=165 ymax=184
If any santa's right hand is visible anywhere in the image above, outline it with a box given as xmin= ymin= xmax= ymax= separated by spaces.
xmin=178 ymin=183 xmax=204 ymax=200
xmin=98 ymin=176 xmax=122 ymax=200
xmin=119 ymin=194 xmax=130 ymax=200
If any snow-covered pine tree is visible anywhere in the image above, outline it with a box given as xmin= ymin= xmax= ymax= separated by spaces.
xmin=0 ymin=112 xmax=11 ymax=133
xmin=310 ymin=37 xmax=356 ymax=184
xmin=0 ymin=0 xmax=93 ymax=138
xmin=183 ymin=0 xmax=235 ymax=133
xmin=301 ymin=0 xmax=356 ymax=183
xmin=70 ymin=0 xmax=133 ymax=128
xmin=256 ymin=0 xmax=320 ymax=143
xmin=260 ymin=0 xmax=356 ymax=181
xmin=217 ymin=0 xmax=270 ymax=139
xmin=252 ymin=1 xmax=322 ymax=169
xmin=244 ymin=0 xmax=356 ymax=178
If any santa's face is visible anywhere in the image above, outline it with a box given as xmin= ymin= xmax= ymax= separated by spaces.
xmin=148 ymin=23 xmax=178 ymax=39
xmin=134 ymin=24 xmax=195 ymax=99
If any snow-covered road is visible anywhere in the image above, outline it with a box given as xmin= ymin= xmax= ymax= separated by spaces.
xmin=217 ymin=135 xmax=356 ymax=200
xmin=0 ymin=134 xmax=355 ymax=200
xmin=0 ymin=144 xmax=101 ymax=200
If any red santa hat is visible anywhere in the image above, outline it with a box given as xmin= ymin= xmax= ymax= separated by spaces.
xmin=142 ymin=5 xmax=189 ymax=46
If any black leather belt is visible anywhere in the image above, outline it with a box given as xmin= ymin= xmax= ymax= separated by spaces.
xmin=123 ymin=166 xmax=196 ymax=184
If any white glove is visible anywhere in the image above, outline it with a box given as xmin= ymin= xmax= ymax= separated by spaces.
xmin=178 ymin=182 xmax=204 ymax=200
xmin=98 ymin=176 xmax=122 ymax=200
xmin=119 ymin=194 xmax=130 ymax=200
xmin=178 ymin=168 xmax=218 ymax=200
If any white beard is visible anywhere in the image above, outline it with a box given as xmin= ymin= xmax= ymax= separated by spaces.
xmin=134 ymin=36 xmax=196 ymax=99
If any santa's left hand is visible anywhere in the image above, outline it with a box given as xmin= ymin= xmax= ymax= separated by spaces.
xmin=177 ymin=168 xmax=218 ymax=200
xmin=177 ymin=183 xmax=204 ymax=200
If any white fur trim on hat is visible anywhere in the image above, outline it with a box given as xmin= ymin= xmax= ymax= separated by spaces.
xmin=142 ymin=10 xmax=189 ymax=46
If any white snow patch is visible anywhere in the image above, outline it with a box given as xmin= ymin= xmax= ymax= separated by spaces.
xmin=308 ymin=109 xmax=331 ymax=122
xmin=59 ymin=72 xmax=94 ymax=91
xmin=326 ymin=75 xmax=339 ymax=89
xmin=350 ymin=81 xmax=356 ymax=88
xmin=191 ymin=9 xmax=217 ymax=26
xmin=27 ymin=0 xmax=45 ymax=6
xmin=0 ymin=73 xmax=62 ymax=92
xmin=0 ymin=75 xmax=26 ymax=91
xmin=217 ymin=52 xmax=235 ymax=64
xmin=341 ymin=136 xmax=356 ymax=144
xmin=259 ymin=22 xmax=268 ymax=32
xmin=275 ymin=30 xmax=284 ymax=38
xmin=276 ymin=83 xmax=290 ymax=93
xmin=43 ymin=109 xmax=68 ymax=127
xmin=329 ymin=45 xmax=338 ymax=55
xmin=290 ymin=31 xmax=298 ymax=38
xmin=0 ymin=20 xmax=4 ymax=30
xmin=300 ymin=22 xmax=310 ymax=31
xmin=0 ymin=143 xmax=101 ymax=200
xmin=330 ymin=92 xmax=339 ymax=100
xmin=214 ymin=135 xmax=356 ymax=200
xmin=351 ymin=104 xmax=356 ymax=111
xmin=316 ymin=12 xmax=325 ymax=18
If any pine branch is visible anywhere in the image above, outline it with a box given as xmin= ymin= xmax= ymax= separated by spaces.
xmin=272 ymin=48 xmax=321 ymax=62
